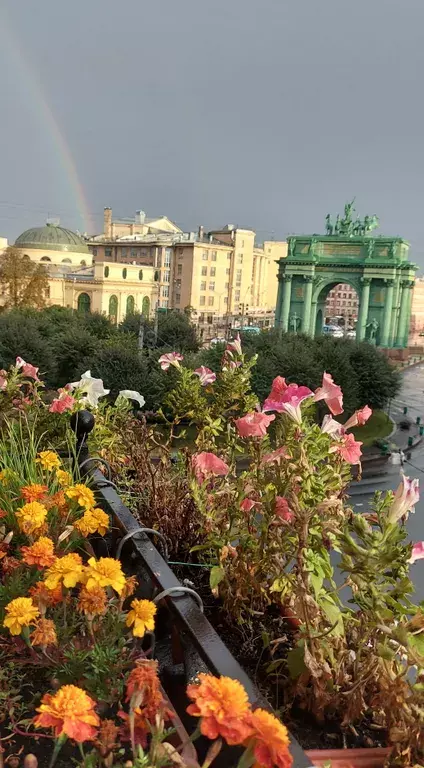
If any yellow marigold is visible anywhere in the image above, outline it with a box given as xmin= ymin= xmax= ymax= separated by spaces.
xmin=34 ymin=684 xmax=99 ymax=742
xmin=83 ymin=557 xmax=126 ymax=595
xmin=56 ymin=469 xmax=72 ymax=488
xmin=0 ymin=468 xmax=17 ymax=486
xmin=247 ymin=708 xmax=292 ymax=768
xmin=16 ymin=501 xmax=48 ymax=536
xmin=126 ymin=599 xmax=157 ymax=638
xmin=36 ymin=451 xmax=61 ymax=471
xmin=77 ymin=585 xmax=108 ymax=616
xmin=31 ymin=618 xmax=58 ymax=648
xmin=186 ymin=674 xmax=253 ymax=745
xmin=3 ymin=596 xmax=40 ymax=636
xmin=21 ymin=484 xmax=48 ymax=503
xmin=66 ymin=484 xmax=96 ymax=510
xmin=74 ymin=508 xmax=109 ymax=538
xmin=29 ymin=580 xmax=63 ymax=609
xmin=44 ymin=552 xmax=84 ymax=590
xmin=21 ymin=537 xmax=56 ymax=568
xmin=121 ymin=575 xmax=138 ymax=600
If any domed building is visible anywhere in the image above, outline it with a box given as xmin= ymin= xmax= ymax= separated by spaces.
xmin=15 ymin=223 xmax=91 ymax=268
xmin=12 ymin=222 xmax=157 ymax=322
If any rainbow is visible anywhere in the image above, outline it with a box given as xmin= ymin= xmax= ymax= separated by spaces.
xmin=1 ymin=8 xmax=93 ymax=233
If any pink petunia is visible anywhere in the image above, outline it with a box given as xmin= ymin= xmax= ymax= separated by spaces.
xmin=321 ymin=414 xmax=344 ymax=437
xmin=263 ymin=383 xmax=314 ymax=424
xmin=314 ymin=372 xmax=343 ymax=416
xmin=388 ymin=474 xmax=420 ymax=524
xmin=191 ymin=452 xmax=230 ymax=484
xmin=267 ymin=376 xmax=288 ymax=402
xmin=261 ymin=447 xmax=291 ymax=466
xmin=275 ymin=496 xmax=294 ymax=522
xmin=235 ymin=412 xmax=275 ymax=439
xmin=409 ymin=541 xmax=424 ymax=564
xmin=344 ymin=405 xmax=373 ymax=431
xmin=0 ymin=371 xmax=7 ymax=391
xmin=158 ymin=352 xmax=184 ymax=371
xmin=194 ymin=366 xmax=216 ymax=386
xmin=240 ymin=498 xmax=260 ymax=513
xmin=49 ymin=389 xmax=76 ymax=414
xmin=335 ymin=432 xmax=362 ymax=465
xmin=226 ymin=334 xmax=242 ymax=356
xmin=15 ymin=356 xmax=39 ymax=380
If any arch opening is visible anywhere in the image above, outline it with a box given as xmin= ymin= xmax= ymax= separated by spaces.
xmin=315 ymin=281 xmax=359 ymax=338
xmin=77 ymin=292 xmax=91 ymax=313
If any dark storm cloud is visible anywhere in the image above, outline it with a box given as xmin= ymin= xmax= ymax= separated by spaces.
xmin=1 ymin=0 xmax=424 ymax=267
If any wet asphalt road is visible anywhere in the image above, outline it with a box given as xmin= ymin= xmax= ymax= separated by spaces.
xmin=348 ymin=364 xmax=424 ymax=604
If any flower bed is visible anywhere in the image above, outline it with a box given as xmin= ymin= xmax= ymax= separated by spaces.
xmin=0 ymin=358 xmax=304 ymax=768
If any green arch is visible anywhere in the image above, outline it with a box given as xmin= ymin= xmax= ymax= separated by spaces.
xmin=109 ymin=295 xmax=118 ymax=323
xmin=142 ymin=296 xmax=150 ymax=317
xmin=77 ymin=292 xmax=91 ymax=313
xmin=126 ymin=295 xmax=135 ymax=315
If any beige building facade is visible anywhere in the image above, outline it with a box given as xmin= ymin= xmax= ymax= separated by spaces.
xmin=409 ymin=277 xmax=424 ymax=341
xmin=89 ymin=210 xmax=287 ymax=336
xmin=10 ymin=224 xmax=158 ymax=323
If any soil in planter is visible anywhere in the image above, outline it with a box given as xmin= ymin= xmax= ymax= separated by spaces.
xmin=174 ymin=564 xmax=389 ymax=753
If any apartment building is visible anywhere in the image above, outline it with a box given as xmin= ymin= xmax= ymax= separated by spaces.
xmin=325 ymin=283 xmax=359 ymax=325
xmin=88 ymin=208 xmax=287 ymax=335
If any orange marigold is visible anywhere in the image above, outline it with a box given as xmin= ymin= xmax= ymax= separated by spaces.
xmin=186 ymin=674 xmax=253 ymax=745
xmin=31 ymin=618 xmax=58 ymax=648
xmin=30 ymin=580 xmax=63 ymax=610
xmin=21 ymin=537 xmax=56 ymax=568
xmin=126 ymin=659 xmax=161 ymax=702
xmin=121 ymin=575 xmax=138 ymax=600
xmin=44 ymin=491 xmax=67 ymax=511
xmin=1 ymin=556 xmax=21 ymax=574
xmin=77 ymin=585 xmax=107 ymax=617
xmin=0 ymin=542 xmax=9 ymax=561
xmin=34 ymin=684 xmax=99 ymax=742
xmin=94 ymin=719 xmax=119 ymax=757
xmin=21 ymin=484 xmax=48 ymax=503
xmin=248 ymin=708 xmax=292 ymax=768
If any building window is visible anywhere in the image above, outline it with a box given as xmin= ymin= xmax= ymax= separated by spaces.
xmin=236 ymin=269 xmax=242 ymax=280
xmin=161 ymin=299 xmax=169 ymax=308
xmin=202 ymin=251 xmax=208 ymax=260
xmin=121 ymin=248 xmax=127 ymax=259
xmin=105 ymin=248 xmax=112 ymax=259
xmin=142 ymin=296 xmax=150 ymax=317
xmin=77 ymin=293 xmax=91 ymax=313
xmin=62 ymin=258 xmax=72 ymax=264
xmin=126 ymin=295 xmax=135 ymax=315
xmin=209 ymin=281 xmax=215 ymax=291
xmin=211 ymin=251 xmax=217 ymax=261
xmin=162 ymin=286 xmax=169 ymax=298
xmin=109 ymin=295 xmax=118 ymax=324
xmin=226 ymin=268 xmax=230 ymax=275
xmin=200 ymin=295 xmax=205 ymax=306
xmin=201 ymin=266 xmax=207 ymax=276
xmin=237 ymin=254 xmax=243 ymax=264
xmin=177 ymin=264 xmax=182 ymax=275
xmin=164 ymin=248 xmax=172 ymax=266
xmin=92 ymin=248 xmax=97 ymax=258
xmin=178 ymin=250 xmax=183 ymax=259
xmin=225 ymin=282 xmax=229 ymax=289
xmin=122 ymin=268 xmax=127 ymax=279
xmin=200 ymin=281 xmax=206 ymax=291
xmin=207 ymin=314 xmax=214 ymax=324
xmin=235 ymin=290 xmax=240 ymax=301
xmin=154 ymin=270 xmax=159 ymax=281
xmin=227 ymin=253 xmax=231 ymax=259
xmin=236 ymin=280 xmax=241 ymax=288
xmin=104 ymin=266 xmax=109 ymax=278
xmin=343 ymin=293 xmax=346 ymax=298
xmin=199 ymin=313 xmax=205 ymax=323
xmin=175 ymin=293 xmax=181 ymax=303
xmin=164 ymin=270 xmax=170 ymax=283
xmin=80 ymin=260 xmax=87 ymax=266
xmin=208 ymin=296 xmax=214 ymax=306
xmin=224 ymin=297 xmax=228 ymax=304
xmin=41 ymin=256 xmax=51 ymax=262
xmin=176 ymin=279 xmax=181 ymax=287
xmin=139 ymin=269 xmax=143 ymax=280
xmin=241 ymin=240 xmax=245 ymax=247
xmin=210 ymin=267 xmax=216 ymax=277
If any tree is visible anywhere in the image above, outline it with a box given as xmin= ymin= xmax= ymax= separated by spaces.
xmin=0 ymin=247 xmax=50 ymax=309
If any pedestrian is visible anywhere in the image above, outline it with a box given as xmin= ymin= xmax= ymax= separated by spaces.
xmin=399 ymin=449 xmax=405 ymax=467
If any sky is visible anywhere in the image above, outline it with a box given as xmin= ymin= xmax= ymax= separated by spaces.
xmin=1 ymin=0 xmax=424 ymax=267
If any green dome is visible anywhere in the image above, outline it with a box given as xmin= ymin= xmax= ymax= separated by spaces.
xmin=15 ymin=224 xmax=89 ymax=254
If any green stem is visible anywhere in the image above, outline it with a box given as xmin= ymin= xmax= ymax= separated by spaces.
xmin=49 ymin=734 xmax=67 ymax=768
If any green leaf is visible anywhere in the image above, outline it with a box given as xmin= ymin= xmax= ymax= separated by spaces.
xmin=287 ymin=642 xmax=307 ymax=679
xmin=310 ymin=572 xmax=323 ymax=598
xmin=209 ymin=566 xmax=225 ymax=590
xmin=408 ymin=632 xmax=424 ymax=660
xmin=320 ymin=596 xmax=344 ymax=637
xmin=376 ymin=642 xmax=395 ymax=661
